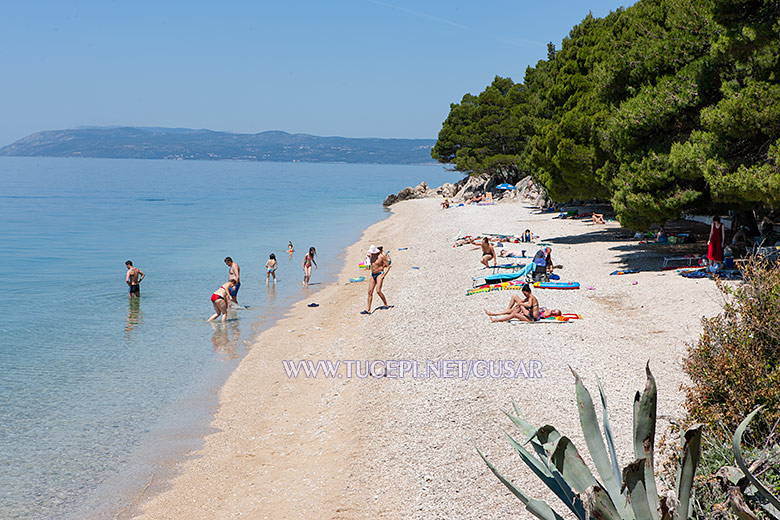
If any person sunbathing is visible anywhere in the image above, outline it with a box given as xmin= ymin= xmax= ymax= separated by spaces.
xmin=441 ymin=198 xmax=450 ymax=209
xmin=592 ymin=213 xmax=605 ymax=224
xmin=539 ymin=308 xmax=562 ymax=319
xmin=484 ymin=284 xmax=539 ymax=322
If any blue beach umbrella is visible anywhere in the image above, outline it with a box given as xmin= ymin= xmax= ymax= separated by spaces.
xmin=495 ymin=183 xmax=516 ymax=190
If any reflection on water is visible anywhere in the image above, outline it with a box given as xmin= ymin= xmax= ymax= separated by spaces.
xmin=124 ymin=298 xmax=143 ymax=342
xmin=210 ymin=320 xmax=241 ymax=360
xmin=265 ymin=280 xmax=277 ymax=305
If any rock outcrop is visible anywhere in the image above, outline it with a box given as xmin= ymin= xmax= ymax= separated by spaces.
xmin=383 ymin=171 xmax=553 ymax=208
xmin=383 ymin=182 xmax=435 ymax=206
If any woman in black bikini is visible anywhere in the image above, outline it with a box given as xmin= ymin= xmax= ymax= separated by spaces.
xmin=208 ymin=279 xmax=236 ymax=322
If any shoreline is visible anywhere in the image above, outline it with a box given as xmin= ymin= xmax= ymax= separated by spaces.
xmin=127 ymin=205 xmax=405 ymax=518
xmin=130 ymin=198 xmax=725 ymax=518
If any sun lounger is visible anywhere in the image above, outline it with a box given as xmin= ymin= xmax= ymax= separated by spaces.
xmin=662 ymin=255 xmax=704 ymax=268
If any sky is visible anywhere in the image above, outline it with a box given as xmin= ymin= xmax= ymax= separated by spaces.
xmin=0 ymin=0 xmax=635 ymax=146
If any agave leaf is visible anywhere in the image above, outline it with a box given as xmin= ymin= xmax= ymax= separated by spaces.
xmin=507 ymin=433 xmax=587 ymax=519
xmin=506 ymin=409 xmax=537 ymax=439
xmin=580 ymin=484 xmax=625 ymax=520
xmin=548 ymin=435 xmax=600 ymax=494
xmin=572 ymin=368 xmax=628 ymax=517
xmin=477 ymin=448 xmax=566 ymax=520
xmin=623 ymin=458 xmax=659 ymax=520
xmin=597 ymin=376 xmax=623 ymax=488
xmin=757 ymin=501 xmax=780 ymax=519
xmin=530 ymin=424 xmax=563 ymax=447
xmin=732 ymin=406 xmax=780 ymax=513
xmin=676 ymin=424 xmax=703 ymax=520
xmin=633 ymin=363 xmax=660 ymax=516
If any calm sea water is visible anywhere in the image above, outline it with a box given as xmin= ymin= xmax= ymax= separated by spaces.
xmin=0 ymin=157 xmax=453 ymax=519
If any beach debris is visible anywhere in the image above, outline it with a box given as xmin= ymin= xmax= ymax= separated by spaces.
xmin=411 ymin=266 xmax=420 ymax=270
xmin=308 ymin=303 xmax=319 ymax=307
xmin=349 ymin=276 xmax=365 ymax=283
xmin=632 ymin=280 xmax=638 ymax=285
xmin=585 ymin=285 xmax=596 ymax=290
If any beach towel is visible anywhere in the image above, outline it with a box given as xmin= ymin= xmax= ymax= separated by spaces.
xmin=610 ymin=269 xmax=639 ymax=275
xmin=466 ymin=280 xmax=524 ymax=296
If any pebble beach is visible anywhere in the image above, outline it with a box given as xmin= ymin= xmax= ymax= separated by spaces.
xmin=132 ymin=197 xmax=725 ymax=519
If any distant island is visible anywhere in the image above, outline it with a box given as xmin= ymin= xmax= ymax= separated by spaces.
xmin=0 ymin=127 xmax=436 ymax=165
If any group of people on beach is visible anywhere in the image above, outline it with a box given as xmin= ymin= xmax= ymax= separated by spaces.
xmin=123 ymin=244 xmax=320 ymax=324
xmin=463 ymin=228 xmax=563 ymax=322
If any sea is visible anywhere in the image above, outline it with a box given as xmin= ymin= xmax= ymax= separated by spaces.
xmin=0 ymin=157 xmax=454 ymax=519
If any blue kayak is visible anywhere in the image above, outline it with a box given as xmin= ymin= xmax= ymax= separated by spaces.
xmin=484 ymin=272 xmax=525 ymax=284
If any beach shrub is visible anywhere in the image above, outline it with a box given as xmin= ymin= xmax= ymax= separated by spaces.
xmin=660 ymin=409 xmax=780 ymax=519
xmin=683 ymin=259 xmax=780 ymax=444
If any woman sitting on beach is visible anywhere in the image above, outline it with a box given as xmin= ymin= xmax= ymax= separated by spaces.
xmin=441 ymin=198 xmax=450 ymax=209
xmin=521 ymin=229 xmax=532 ymax=243
xmin=208 ymin=279 xmax=236 ymax=323
xmin=484 ymin=284 xmax=539 ymax=322
xmin=592 ymin=213 xmax=605 ymax=224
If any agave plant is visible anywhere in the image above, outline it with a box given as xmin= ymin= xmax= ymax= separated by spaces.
xmin=714 ymin=406 xmax=780 ymax=519
xmin=478 ymin=364 xmax=703 ymax=519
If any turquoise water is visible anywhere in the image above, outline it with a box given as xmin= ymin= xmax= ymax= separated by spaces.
xmin=0 ymin=157 xmax=453 ymax=519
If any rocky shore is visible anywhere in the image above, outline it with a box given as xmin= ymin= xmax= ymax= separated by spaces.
xmin=383 ymin=172 xmax=552 ymax=208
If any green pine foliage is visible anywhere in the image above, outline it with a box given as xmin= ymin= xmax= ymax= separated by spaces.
xmin=432 ymin=0 xmax=780 ymax=229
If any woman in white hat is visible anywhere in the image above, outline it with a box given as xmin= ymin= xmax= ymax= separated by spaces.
xmin=362 ymin=245 xmax=390 ymax=314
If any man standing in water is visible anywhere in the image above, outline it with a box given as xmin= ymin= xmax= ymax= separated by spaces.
xmin=362 ymin=245 xmax=390 ymax=314
xmin=125 ymin=260 xmax=145 ymax=299
xmin=224 ymin=257 xmax=241 ymax=305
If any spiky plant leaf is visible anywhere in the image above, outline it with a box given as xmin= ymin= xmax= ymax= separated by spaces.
xmin=633 ymin=363 xmax=660 ymax=516
xmin=597 ymin=376 xmax=623 ymax=488
xmin=572 ymin=368 xmax=630 ymax=518
xmin=507 ymin=433 xmax=587 ymax=519
xmin=733 ymin=407 xmax=780 ymax=513
xmin=477 ymin=448 xmax=566 ymax=520
xmin=548 ymin=436 xmax=600 ymax=493
xmin=580 ymin=484 xmax=625 ymax=520
xmin=676 ymin=424 xmax=703 ymax=520
xmin=623 ymin=458 xmax=659 ymax=520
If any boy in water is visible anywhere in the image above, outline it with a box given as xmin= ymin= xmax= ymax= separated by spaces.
xmin=125 ymin=260 xmax=145 ymax=299
xmin=224 ymin=257 xmax=240 ymax=304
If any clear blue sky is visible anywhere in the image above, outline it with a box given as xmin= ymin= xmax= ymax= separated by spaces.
xmin=0 ymin=0 xmax=634 ymax=146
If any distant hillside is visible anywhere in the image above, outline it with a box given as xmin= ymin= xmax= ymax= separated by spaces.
xmin=0 ymin=127 xmax=436 ymax=165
